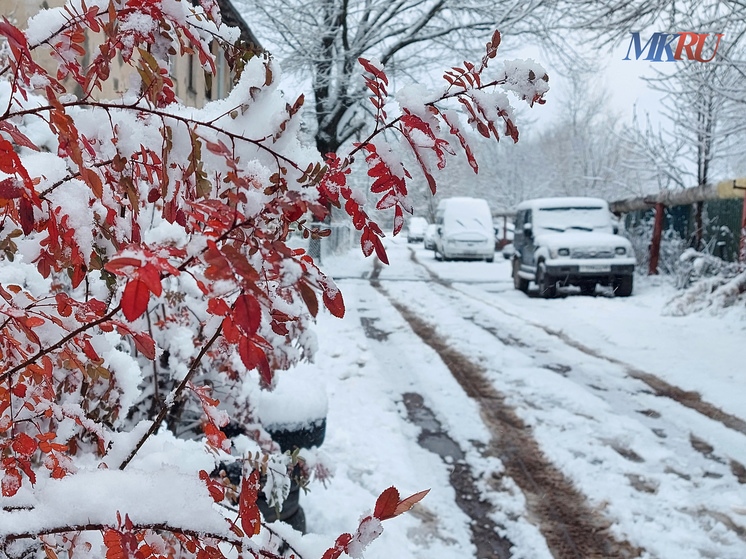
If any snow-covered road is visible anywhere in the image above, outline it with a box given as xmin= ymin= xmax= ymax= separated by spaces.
xmin=292 ymin=240 xmax=746 ymax=559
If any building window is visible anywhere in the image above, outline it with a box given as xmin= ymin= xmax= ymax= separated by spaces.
xmin=216 ymin=52 xmax=225 ymax=99
xmin=187 ymin=54 xmax=195 ymax=93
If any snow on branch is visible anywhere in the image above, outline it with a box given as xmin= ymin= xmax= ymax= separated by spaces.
xmin=0 ymin=2 xmax=547 ymax=557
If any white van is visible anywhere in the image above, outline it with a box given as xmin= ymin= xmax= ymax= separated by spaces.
xmin=434 ymin=197 xmax=495 ymax=262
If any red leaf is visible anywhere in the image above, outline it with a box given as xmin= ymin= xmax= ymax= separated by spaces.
xmin=374 ymin=486 xmax=400 ymax=520
xmin=238 ymin=338 xmax=272 ymax=385
xmin=299 ymin=281 xmax=318 ymax=318
xmin=393 ymin=206 xmax=404 ymax=236
xmin=492 ymin=30 xmax=501 ymax=50
xmin=371 ymin=235 xmax=389 ymax=265
xmin=0 ymin=177 xmax=23 ymax=199
xmin=17 ymin=457 xmax=36 ymax=485
xmin=393 ymin=489 xmax=430 ymax=516
xmin=19 ymin=196 xmax=34 ymax=235
xmin=207 ymin=298 xmax=231 ymax=316
xmin=25 ymin=316 xmax=44 ymax=327
xmin=360 ymin=229 xmax=375 ymax=257
xmin=204 ymin=423 xmax=229 ymax=452
xmin=137 ymin=264 xmax=162 ymax=296
xmin=12 ymin=432 xmax=38 ymax=456
xmin=199 ymin=470 xmax=225 ymax=503
xmin=239 ymin=469 xmax=261 ymax=536
xmin=1 ymin=468 xmax=22 ymax=497
xmin=121 ymin=279 xmax=150 ymax=321
xmin=321 ymin=533 xmax=353 ymax=559
xmin=358 ymin=57 xmax=388 ymax=85
xmin=222 ymin=316 xmax=240 ymax=344
xmin=104 ymin=257 xmax=142 ymax=274
xmin=0 ymin=122 xmax=38 ymax=152
xmin=322 ymin=285 xmax=345 ymax=319
xmin=132 ymin=332 xmax=156 ymax=359
xmin=55 ymin=293 xmax=73 ymax=316
xmin=103 ymin=530 xmax=126 ymax=559
xmin=71 ymin=264 xmax=86 ymax=289
xmin=83 ymin=339 xmax=100 ymax=361
xmin=204 ymin=242 xmax=232 ymax=280
xmin=0 ymin=19 xmax=30 ymax=57
xmin=233 ymin=294 xmax=261 ymax=336
xmin=82 ymin=168 xmax=103 ymax=199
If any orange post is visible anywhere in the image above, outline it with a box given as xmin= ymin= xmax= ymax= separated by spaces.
xmin=738 ymin=194 xmax=746 ymax=263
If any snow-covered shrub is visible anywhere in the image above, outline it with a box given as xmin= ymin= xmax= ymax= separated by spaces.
xmin=674 ymin=248 xmax=742 ymax=289
xmin=664 ymin=249 xmax=745 ymax=316
xmin=0 ymin=4 xmax=547 ymax=556
xmin=627 ymin=217 xmax=688 ymax=276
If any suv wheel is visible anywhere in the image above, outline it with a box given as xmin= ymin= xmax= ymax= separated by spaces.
xmin=512 ymin=258 xmax=529 ymax=293
xmin=613 ymin=275 xmax=633 ymax=297
xmin=536 ymin=262 xmax=557 ymax=298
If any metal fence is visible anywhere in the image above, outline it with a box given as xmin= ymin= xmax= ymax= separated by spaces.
xmin=625 ymin=199 xmax=743 ymax=263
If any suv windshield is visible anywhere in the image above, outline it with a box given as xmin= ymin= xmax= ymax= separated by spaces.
xmin=535 ymin=206 xmax=613 ymax=234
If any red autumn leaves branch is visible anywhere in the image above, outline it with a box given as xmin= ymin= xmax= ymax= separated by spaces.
xmin=0 ymin=0 xmax=545 ymax=552
xmin=321 ymin=486 xmax=430 ymax=559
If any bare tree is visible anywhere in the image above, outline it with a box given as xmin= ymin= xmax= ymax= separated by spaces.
xmin=238 ymin=0 xmax=558 ymax=155
xmin=562 ymin=1 xmax=741 ymax=42
xmin=486 ymin=68 xmax=637 ymax=203
xmin=620 ymin=47 xmax=746 ymax=247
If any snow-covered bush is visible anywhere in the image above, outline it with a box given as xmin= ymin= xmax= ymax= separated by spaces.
xmin=675 ymin=248 xmax=742 ymax=289
xmin=0 ymin=2 xmax=547 ymax=557
xmin=664 ymin=249 xmax=745 ymax=316
xmin=627 ymin=217 xmax=688 ymax=276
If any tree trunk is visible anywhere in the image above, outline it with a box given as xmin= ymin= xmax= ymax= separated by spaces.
xmin=649 ymin=203 xmax=665 ymax=275
xmin=694 ymin=201 xmax=704 ymax=250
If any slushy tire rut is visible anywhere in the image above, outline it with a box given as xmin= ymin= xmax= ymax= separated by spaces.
xmin=411 ymin=248 xmax=746 ymax=439
xmin=371 ymin=263 xmax=642 ymax=559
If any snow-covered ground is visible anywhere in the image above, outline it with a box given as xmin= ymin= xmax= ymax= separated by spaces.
xmin=290 ymin=239 xmax=746 ymax=559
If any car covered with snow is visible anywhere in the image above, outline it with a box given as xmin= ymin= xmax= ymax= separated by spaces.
xmin=511 ymin=197 xmax=635 ymax=297
xmin=424 ymin=223 xmax=438 ymax=250
xmin=494 ymin=219 xmax=514 ymax=249
xmin=434 ymin=197 xmax=495 ymax=262
xmin=407 ymin=216 xmax=429 ymax=243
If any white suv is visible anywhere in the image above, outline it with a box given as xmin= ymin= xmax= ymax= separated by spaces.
xmin=511 ymin=197 xmax=636 ymax=297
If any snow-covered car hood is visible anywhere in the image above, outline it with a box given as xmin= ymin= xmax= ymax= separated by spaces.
xmin=534 ymin=231 xmax=633 ymax=250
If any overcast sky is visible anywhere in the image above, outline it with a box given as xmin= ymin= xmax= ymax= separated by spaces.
xmin=509 ymin=34 xmax=666 ymax=132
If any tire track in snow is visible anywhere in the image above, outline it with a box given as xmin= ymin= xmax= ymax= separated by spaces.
xmin=409 ymin=249 xmax=746 ymax=440
xmin=400 ymin=392 xmax=514 ymax=559
xmin=397 ymin=250 xmax=746 ymax=553
xmin=365 ymin=263 xmax=515 ymax=559
xmin=370 ymin=261 xmax=642 ymax=559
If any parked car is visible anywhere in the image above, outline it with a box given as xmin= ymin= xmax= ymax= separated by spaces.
xmin=434 ymin=197 xmax=495 ymax=262
xmin=511 ymin=197 xmax=636 ymax=297
xmin=424 ymin=223 xmax=438 ymax=250
xmin=494 ymin=220 xmax=515 ymax=250
xmin=407 ymin=216 xmax=429 ymax=243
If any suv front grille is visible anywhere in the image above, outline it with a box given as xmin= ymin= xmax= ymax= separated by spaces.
xmin=571 ymin=249 xmax=613 ymax=259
